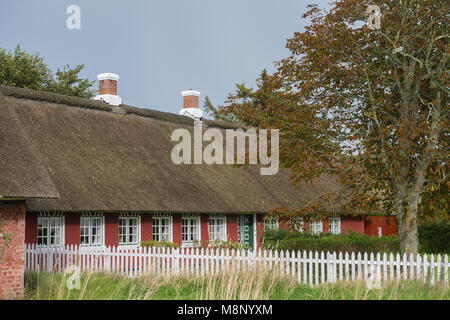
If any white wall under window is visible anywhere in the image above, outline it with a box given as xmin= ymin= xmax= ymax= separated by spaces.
xmin=37 ymin=216 xmax=64 ymax=246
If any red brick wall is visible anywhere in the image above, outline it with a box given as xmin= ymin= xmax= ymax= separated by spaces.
xmin=0 ymin=202 xmax=26 ymax=299
xmin=183 ymin=95 xmax=199 ymax=109
xmin=99 ymin=79 xmax=117 ymax=95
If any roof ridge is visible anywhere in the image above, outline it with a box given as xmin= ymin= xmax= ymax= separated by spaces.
xmin=0 ymin=84 xmax=243 ymax=130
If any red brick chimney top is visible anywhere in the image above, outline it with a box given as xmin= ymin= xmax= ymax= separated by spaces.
xmin=98 ymin=73 xmax=119 ymax=96
xmin=181 ymin=90 xmax=200 ymax=109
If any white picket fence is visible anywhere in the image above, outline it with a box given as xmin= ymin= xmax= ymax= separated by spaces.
xmin=24 ymin=244 xmax=449 ymax=286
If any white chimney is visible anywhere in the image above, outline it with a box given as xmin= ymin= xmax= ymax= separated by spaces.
xmin=179 ymin=89 xmax=203 ymax=119
xmin=94 ymin=73 xmax=122 ymax=106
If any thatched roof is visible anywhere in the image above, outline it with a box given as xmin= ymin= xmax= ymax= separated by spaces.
xmin=0 ymin=91 xmax=59 ymax=199
xmin=0 ymin=85 xmax=339 ymax=213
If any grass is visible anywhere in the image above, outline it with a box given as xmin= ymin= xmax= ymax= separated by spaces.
xmin=24 ymin=265 xmax=449 ymax=300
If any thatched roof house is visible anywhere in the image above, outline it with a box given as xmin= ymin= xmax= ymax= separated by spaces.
xmin=0 ymin=77 xmax=391 ymax=250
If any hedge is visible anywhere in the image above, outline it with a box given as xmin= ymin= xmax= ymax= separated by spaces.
xmin=418 ymin=221 xmax=450 ymax=254
xmin=140 ymin=240 xmax=179 ymax=249
xmin=261 ymin=229 xmax=400 ymax=254
xmin=261 ymin=223 xmax=449 ymax=254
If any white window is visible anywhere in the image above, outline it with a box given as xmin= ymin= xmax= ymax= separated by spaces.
xmin=182 ymin=216 xmax=200 ymax=244
xmin=328 ymin=217 xmax=341 ymax=235
xmin=293 ymin=217 xmax=304 ymax=232
xmin=119 ymin=217 xmax=140 ymax=245
xmin=37 ymin=216 xmax=63 ymax=246
xmin=264 ymin=217 xmax=279 ymax=230
xmin=152 ymin=216 xmax=172 ymax=242
xmin=80 ymin=216 xmax=104 ymax=246
xmin=310 ymin=220 xmax=323 ymax=235
xmin=209 ymin=216 xmax=226 ymax=241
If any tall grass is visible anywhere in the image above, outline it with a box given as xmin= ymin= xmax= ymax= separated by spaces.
xmin=24 ymin=265 xmax=449 ymax=300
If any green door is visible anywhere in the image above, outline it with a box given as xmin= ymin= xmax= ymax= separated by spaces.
xmin=238 ymin=215 xmax=254 ymax=249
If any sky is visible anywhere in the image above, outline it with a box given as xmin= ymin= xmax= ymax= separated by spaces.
xmin=0 ymin=0 xmax=331 ymax=116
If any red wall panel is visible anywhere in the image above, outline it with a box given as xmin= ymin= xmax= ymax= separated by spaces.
xmin=226 ymin=214 xmax=238 ymax=242
xmin=141 ymin=214 xmax=153 ymax=242
xmin=172 ymin=214 xmax=182 ymax=245
xmin=65 ymin=212 xmax=80 ymax=246
xmin=201 ymin=214 xmax=209 ymax=242
xmin=341 ymin=216 xmax=365 ymax=234
xmin=25 ymin=212 xmax=38 ymax=244
xmin=256 ymin=214 xmax=265 ymax=248
xmin=105 ymin=214 xmax=118 ymax=247
xmin=364 ymin=216 xmax=397 ymax=236
xmin=322 ymin=219 xmax=329 ymax=234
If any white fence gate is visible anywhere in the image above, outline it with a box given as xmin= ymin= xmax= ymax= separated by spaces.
xmin=24 ymin=244 xmax=449 ymax=286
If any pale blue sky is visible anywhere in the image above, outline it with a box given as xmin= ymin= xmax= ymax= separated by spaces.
xmin=0 ymin=0 xmax=330 ymax=115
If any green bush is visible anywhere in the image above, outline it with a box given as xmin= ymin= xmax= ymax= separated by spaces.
xmin=261 ymin=229 xmax=400 ymax=254
xmin=193 ymin=240 xmax=251 ymax=251
xmin=140 ymin=240 xmax=179 ymax=249
xmin=419 ymin=221 xmax=450 ymax=254
xmin=260 ymin=229 xmax=291 ymax=243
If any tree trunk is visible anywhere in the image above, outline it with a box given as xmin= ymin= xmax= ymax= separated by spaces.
xmin=396 ymin=206 xmax=419 ymax=254
xmin=394 ymin=185 xmax=420 ymax=254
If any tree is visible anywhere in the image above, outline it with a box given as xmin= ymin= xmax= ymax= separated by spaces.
xmin=46 ymin=64 xmax=96 ymax=99
xmin=203 ymin=70 xmax=277 ymax=127
xmin=220 ymin=0 xmax=448 ymax=253
xmin=0 ymin=45 xmax=96 ymax=98
xmin=203 ymin=96 xmax=238 ymax=123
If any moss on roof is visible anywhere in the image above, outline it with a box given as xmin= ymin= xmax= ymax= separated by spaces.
xmin=0 ymin=85 xmax=243 ymax=130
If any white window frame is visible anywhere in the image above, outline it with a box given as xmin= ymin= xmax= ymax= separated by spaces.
xmin=152 ymin=215 xmax=173 ymax=242
xmin=119 ymin=216 xmax=141 ymax=245
xmin=293 ymin=217 xmax=304 ymax=233
xmin=209 ymin=215 xmax=227 ymax=242
xmin=80 ymin=216 xmax=104 ymax=247
xmin=181 ymin=215 xmax=201 ymax=246
xmin=264 ymin=217 xmax=279 ymax=231
xmin=310 ymin=220 xmax=323 ymax=235
xmin=37 ymin=216 xmax=64 ymax=246
xmin=328 ymin=217 xmax=341 ymax=235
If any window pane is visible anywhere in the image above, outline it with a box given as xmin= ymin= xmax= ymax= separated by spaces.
xmin=152 ymin=218 xmax=159 ymax=241
xmin=38 ymin=218 xmax=48 ymax=228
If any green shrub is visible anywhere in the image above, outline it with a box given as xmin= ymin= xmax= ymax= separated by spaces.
xmin=419 ymin=221 xmax=450 ymax=254
xmin=260 ymin=228 xmax=292 ymax=243
xmin=140 ymin=240 xmax=179 ymax=249
xmin=193 ymin=240 xmax=251 ymax=251
xmin=261 ymin=229 xmax=400 ymax=254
